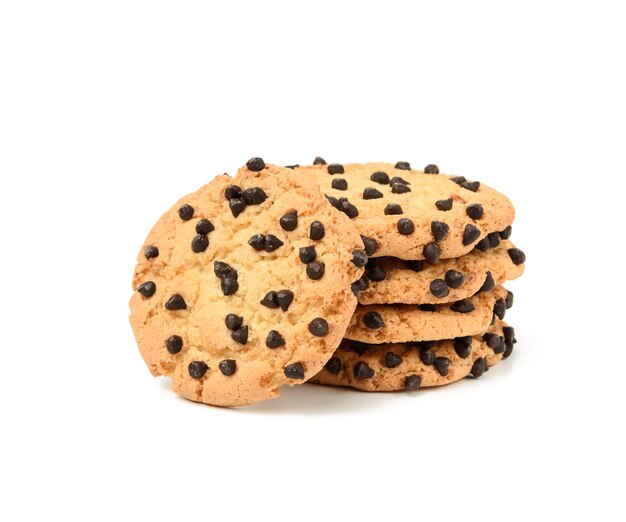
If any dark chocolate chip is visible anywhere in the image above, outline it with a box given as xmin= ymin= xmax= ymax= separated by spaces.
xmin=280 ymin=211 xmax=298 ymax=231
xmin=231 ymin=326 xmax=249 ymax=344
xmin=355 ymin=275 xmax=370 ymax=291
xmin=370 ymin=171 xmax=390 ymax=184
xmin=313 ymin=156 xmax=327 ymax=165
xmin=332 ymin=178 xmax=348 ymax=190
xmin=418 ymin=303 xmax=437 ymax=311
xmin=277 ymin=290 xmax=294 ymax=311
xmin=214 ymin=261 xmax=233 ymax=278
xmin=475 ymin=237 xmax=491 ymax=251
xmin=306 ymin=262 xmax=325 ymax=280
xmin=385 ymin=352 xmax=403 ymax=368
xmin=435 ymin=198 xmax=453 ymax=211
xmin=327 ymin=163 xmax=345 ymax=175
xmin=451 ymin=299 xmax=474 ymax=313
xmin=195 ymin=219 xmax=214 ymax=235
xmin=390 ymin=176 xmax=410 ymax=186
xmin=264 ymin=235 xmax=284 ymax=252
xmin=503 ymin=326 xmax=515 ymax=344
xmin=260 ymin=291 xmax=279 ymax=308
xmin=284 ymin=164 xmax=299 ymax=170
xmin=423 ymin=243 xmax=441 ymax=264
xmin=310 ymin=221 xmax=325 ymax=240
xmin=221 ymin=277 xmax=239 ymax=296
xmin=366 ymin=263 xmax=386 ymax=282
xmin=248 ymin=234 xmax=266 ymax=251
xmin=397 ymin=218 xmax=415 ymax=235
xmin=445 ymin=270 xmax=465 ymax=288
xmin=384 ymin=203 xmax=403 ymax=215
xmin=363 ymin=311 xmax=384 ymax=329
xmin=451 ymin=176 xmax=466 ymax=185
xmin=454 ymin=336 xmax=472 ymax=358
xmin=462 ymin=224 xmax=481 ymax=245
xmin=242 ymin=187 xmax=267 ymax=205
xmin=225 ymin=185 xmax=242 ymax=200
xmin=505 ymin=290 xmax=514 ymax=309
xmin=284 ymin=362 xmax=305 ymax=379
xmin=349 ymin=341 xmax=369 ymax=355
xmin=325 ymin=357 xmax=342 ymax=375
xmin=470 ymin=358 xmax=486 ymax=378
xmin=405 ymin=375 xmax=422 ymax=390
xmin=407 ymin=260 xmax=425 ymax=272
xmin=191 ymin=234 xmax=209 ymax=253
xmin=188 ymin=361 xmax=208 ymax=379
xmin=339 ymin=199 xmax=359 ymax=218
xmin=394 ymin=161 xmax=411 ymax=170
xmin=466 ymin=203 xmax=484 ymax=220
xmin=219 ymin=359 xmax=236 ymax=376
xmin=484 ymin=333 xmax=505 ymax=354
xmin=494 ymin=299 xmax=506 ymax=320
xmin=225 ymin=314 xmax=243 ymax=330
xmin=354 ymin=362 xmax=375 ymax=380
xmin=137 ymin=281 xmax=156 ymax=298
xmin=500 ymin=226 xmax=512 ymax=239
xmin=299 ymin=245 xmax=317 ymax=263
xmin=166 ymin=335 xmax=183 ymax=354
xmin=424 ymin=164 xmax=439 ymax=174
xmin=462 ymin=180 xmax=480 ymax=192
xmin=165 ymin=294 xmax=186 ymax=310
xmin=326 ymin=195 xmax=341 ymax=209
xmin=144 ymin=245 xmax=159 ymax=259
xmin=479 ymin=271 xmax=495 ymax=292
xmin=178 ymin=204 xmax=194 ymax=221
xmin=246 ymin=157 xmax=265 ymax=171
xmin=266 ymin=330 xmax=285 ymax=348
xmin=434 ymin=357 xmax=451 ymax=376
xmin=419 ymin=346 xmax=436 ymax=365
xmin=488 ymin=232 xmax=501 ymax=248
xmin=391 ymin=183 xmax=411 ymax=194
xmin=351 ymin=250 xmax=368 ymax=268
xmin=431 ymin=221 xmax=450 ymax=242
xmin=363 ymin=187 xmax=383 ymax=199
xmin=508 ymin=248 xmax=526 ymax=265
xmin=361 ymin=236 xmax=378 ymax=256
xmin=430 ymin=279 xmax=449 ymax=298
xmin=308 ymin=317 xmax=329 ymax=336
xmin=229 ymin=198 xmax=246 ymax=218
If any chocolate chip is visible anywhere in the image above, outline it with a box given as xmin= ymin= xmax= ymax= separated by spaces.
xmin=494 ymin=299 xmax=506 ymax=320
xmin=285 ymin=164 xmax=299 ymax=170
xmin=407 ymin=260 xmax=425 ymax=272
xmin=466 ymin=203 xmax=483 ymax=220
xmin=434 ymin=357 xmax=451 ymax=376
xmin=266 ymin=330 xmax=285 ymax=348
xmin=221 ymin=277 xmax=239 ymax=296
xmin=503 ymin=326 xmax=515 ymax=344
xmin=284 ymin=362 xmax=305 ymax=379
xmin=191 ymin=234 xmax=209 ymax=253
xmin=405 ymin=375 xmax=422 ymax=390
xmin=484 ymin=333 xmax=504 ymax=353
xmin=424 ymin=164 xmax=439 ymax=174
xmin=353 ymin=275 xmax=369 ymax=292
xmin=310 ymin=221 xmax=325 ymax=240
xmin=435 ymin=198 xmax=453 ymax=211
xmin=326 ymin=195 xmax=340 ymax=209
xmin=219 ymin=359 xmax=236 ymax=376
xmin=488 ymin=232 xmax=501 ymax=248
xmin=370 ymin=171 xmax=390 ymax=184
xmin=165 ymin=294 xmax=186 ymax=310
xmin=508 ymin=248 xmax=526 ymax=265
xmin=430 ymin=279 xmax=449 ymax=298
xmin=385 ymin=352 xmax=403 ymax=368
xmin=246 ymin=157 xmax=265 ymax=171
xmin=503 ymin=341 xmax=514 ymax=359
xmin=384 ymin=203 xmax=403 ymax=215
xmin=327 ymin=163 xmax=344 ymax=175
xmin=349 ymin=341 xmax=370 ymax=355
xmin=178 ymin=204 xmax=194 ymax=221
xmin=363 ymin=311 xmax=384 ymax=329
xmin=470 ymin=358 xmax=486 ymax=378
xmin=225 ymin=185 xmax=242 ymax=200
xmin=366 ymin=263 xmax=386 ymax=282
xmin=397 ymin=218 xmax=415 ymax=235
xmin=280 ymin=211 xmax=298 ymax=231
xmin=361 ymin=236 xmax=378 ymax=256
xmin=188 ymin=361 xmax=208 ymax=379
xmin=137 ymin=281 xmax=156 ymax=298
xmin=475 ymin=237 xmax=491 ymax=252
xmin=306 ymin=262 xmax=325 ymax=280
xmin=225 ymin=314 xmax=243 ymax=330
xmin=308 ymin=317 xmax=329 ymax=336
xmin=500 ymin=226 xmax=512 ymax=239
xmin=339 ymin=199 xmax=359 ymax=218
xmin=195 ymin=219 xmax=214 ymax=235
xmin=242 ymin=187 xmax=267 ymax=205
xmin=451 ymin=176 xmax=466 ymax=185
xmin=479 ymin=271 xmax=495 ymax=292
xmin=419 ymin=346 xmax=436 ymax=365
xmin=229 ymin=198 xmax=246 ymax=218
xmin=445 ymin=270 xmax=465 ymax=288
xmin=231 ymin=326 xmax=249 ymax=344
xmin=418 ymin=303 xmax=437 ymax=312
xmin=462 ymin=224 xmax=481 ymax=245
xmin=351 ymin=250 xmax=368 ymax=268
xmin=423 ymin=243 xmax=441 ymax=264
xmin=454 ymin=336 xmax=472 ymax=358
xmin=462 ymin=180 xmax=480 ymax=192
xmin=260 ymin=291 xmax=279 ymax=308
xmin=313 ymin=156 xmax=327 ymax=165
xmin=363 ymin=187 xmax=383 ymax=199
xmin=264 ymin=235 xmax=284 ymax=252
xmin=451 ymin=299 xmax=474 ymax=313
xmin=248 ymin=234 xmax=266 ymax=251
xmin=390 ymin=176 xmax=410 ymax=186
xmin=391 ymin=183 xmax=411 ymax=194
xmin=325 ymin=357 xmax=342 ymax=375
xmin=144 ymin=245 xmax=159 ymax=259
xmin=299 ymin=245 xmax=317 ymax=263
xmin=394 ymin=161 xmax=411 ymax=170
xmin=354 ymin=362 xmax=375 ymax=380
xmin=166 ymin=335 xmax=183 ymax=354
xmin=505 ymin=290 xmax=514 ymax=309
xmin=277 ymin=290 xmax=294 ymax=311
xmin=332 ymin=178 xmax=348 ymax=190
xmin=431 ymin=221 xmax=450 ymax=242
xmin=214 ymin=261 xmax=231 ymax=278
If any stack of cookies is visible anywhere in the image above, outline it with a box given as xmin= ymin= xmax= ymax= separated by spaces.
xmin=129 ymin=157 xmax=525 ymax=407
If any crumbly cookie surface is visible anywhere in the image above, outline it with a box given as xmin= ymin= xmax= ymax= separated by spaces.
xmin=310 ymin=320 xmax=515 ymax=391
xmin=129 ymin=160 xmax=365 ymax=406
xmin=359 ymin=240 xmax=525 ymax=305
xmin=345 ymin=285 xmax=510 ymax=343
xmin=294 ymin=161 xmax=515 ymax=260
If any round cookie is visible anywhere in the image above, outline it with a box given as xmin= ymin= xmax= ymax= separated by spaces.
xmin=359 ymin=240 xmax=525 ymax=305
xmin=294 ymin=160 xmax=515 ymax=260
xmin=345 ymin=285 xmax=510 ymax=343
xmin=310 ymin=320 xmax=515 ymax=391
xmin=129 ymin=159 xmax=366 ymax=407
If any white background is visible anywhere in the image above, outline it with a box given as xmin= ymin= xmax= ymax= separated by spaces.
xmin=1 ymin=1 xmax=624 ymax=520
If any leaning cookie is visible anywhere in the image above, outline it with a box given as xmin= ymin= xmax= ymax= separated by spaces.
xmin=310 ymin=320 xmax=516 ymax=391
xmin=359 ymin=240 xmax=525 ymax=305
xmin=345 ymin=285 xmax=510 ymax=343
xmin=294 ymin=160 xmax=515 ymax=260
xmin=129 ymin=158 xmax=366 ymax=407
